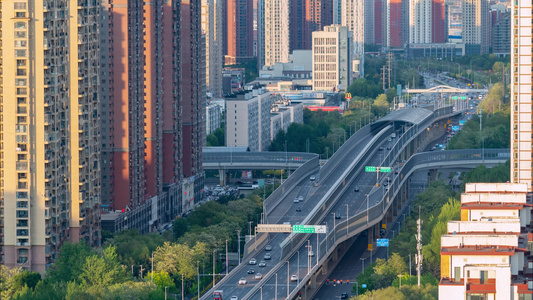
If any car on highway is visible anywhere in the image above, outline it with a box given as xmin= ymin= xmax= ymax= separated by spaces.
xmin=259 ymin=261 xmax=266 ymax=267
xmin=335 ymin=213 xmax=341 ymax=219
xmin=298 ymin=196 xmax=304 ymax=201
xmin=264 ymin=253 xmax=271 ymax=260
xmin=308 ymin=250 xmax=315 ymax=257
xmin=293 ymin=198 xmax=299 ymax=203
xmin=249 ymin=258 xmax=257 ymax=265
xmin=341 ymin=293 xmax=349 ymax=299
xmin=238 ymin=278 xmax=247 ymax=285
xmin=379 ymin=147 xmax=384 ymax=151
xmin=296 ymin=206 xmax=302 ymax=212
xmin=309 ymin=175 xmax=316 ymax=181
xmin=247 ymin=268 xmax=255 ymax=274
xmin=291 ymin=275 xmax=298 ymax=281
xmin=265 ymin=245 xmax=272 ymax=251
xmin=254 ymin=273 xmax=263 ymax=280
xmin=383 ymin=182 xmax=388 ymax=187
xmin=231 ymin=296 xmax=238 ymax=300
xmin=354 ymin=187 xmax=359 ymax=192
xmin=380 ymin=228 xmax=386 ymax=238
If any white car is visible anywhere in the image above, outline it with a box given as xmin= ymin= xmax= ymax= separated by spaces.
xmin=231 ymin=297 xmax=238 ymax=300
xmin=293 ymin=198 xmax=299 ymax=203
xmin=308 ymin=250 xmax=315 ymax=257
xmin=265 ymin=245 xmax=272 ymax=251
xmin=291 ymin=275 xmax=298 ymax=282
xmin=249 ymin=258 xmax=257 ymax=265
xmin=254 ymin=273 xmax=263 ymax=280
xmin=298 ymin=196 xmax=304 ymax=201
xmin=238 ymin=277 xmax=247 ymax=285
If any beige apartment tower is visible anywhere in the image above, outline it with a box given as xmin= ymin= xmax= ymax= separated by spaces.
xmin=511 ymin=0 xmax=532 ymax=192
xmin=0 ymin=0 xmax=100 ymax=272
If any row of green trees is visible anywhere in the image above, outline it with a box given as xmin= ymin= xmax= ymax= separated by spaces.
xmin=1 ymin=185 xmax=273 ymax=299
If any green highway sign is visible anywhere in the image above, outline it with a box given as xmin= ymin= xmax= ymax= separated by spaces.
xmin=293 ymin=225 xmax=327 ymax=234
xmin=365 ymin=166 xmax=376 ymax=172
xmin=452 ymin=96 xmax=458 ymax=100
xmin=366 ymin=166 xmax=391 ymax=172
xmin=461 ymin=96 xmax=466 ymax=100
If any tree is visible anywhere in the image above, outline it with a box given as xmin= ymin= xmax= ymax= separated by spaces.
xmin=106 ymin=229 xmax=166 ymax=269
xmin=12 ymin=271 xmax=41 ymax=291
xmin=0 ymin=265 xmax=23 ymax=299
xmin=47 ymin=242 xmax=95 ymax=283
xmin=480 ymin=82 xmax=504 ymax=114
xmin=79 ymin=246 xmax=128 ymax=296
xmin=492 ymin=61 xmax=504 ymax=74
xmin=373 ymin=94 xmax=389 ymax=117
xmin=102 ymin=282 xmax=157 ymax=300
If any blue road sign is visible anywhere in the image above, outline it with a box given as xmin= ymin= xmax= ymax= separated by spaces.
xmin=452 ymin=125 xmax=460 ymax=131
xmin=377 ymin=239 xmax=389 ymax=247
xmin=362 ymin=284 xmax=367 ymax=288
xmin=459 ymin=120 xmax=466 ymax=125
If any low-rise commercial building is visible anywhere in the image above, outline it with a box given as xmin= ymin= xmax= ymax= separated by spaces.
xmin=259 ymin=50 xmax=313 ymax=80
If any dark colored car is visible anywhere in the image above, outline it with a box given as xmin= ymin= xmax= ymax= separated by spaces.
xmin=335 ymin=214 xmax=341 ymax=219
xmin=341 ymin=293 xmax=349 ymax=299
xmin=354 ymin=187 xmax=359 ymax=192
xmin=247 ymin=268 xmax=255 ymax=274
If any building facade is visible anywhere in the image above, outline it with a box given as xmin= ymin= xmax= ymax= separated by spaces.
xmin=409 ymin=0 xmax=446 ymax=44
xmin=289 ymin=0 xmax=334 ymax=52
xmin=0 ymin=0 xmax=101 ymax=272
xmin=439 ymin=183 xmax=532 ymax=298
xmin=341 ymin=0 xmax=365 ymax=77
xmin=312 ymin=25 xmax=353 ymax=91
xmin=462 ymin=0 xmax=490 ymax=54
xmin=492 ymin=11 xmax=510 ymax=57
xmin=259 ymin=50 xmax=313 ymax=79
xmin=225 ymin=87 xmax=274 ymax=151
xmin=225 ymin=0 xmax=254 ymax=65
xmin=206 ymin=102 xmax=223 ymax=136
xmin=384 ymin=0 xmax=404 ymax=48
xmin=261 ymin=0 xmax=290 ymax=67
xmin=511 ymin=0 xmax=532 ymax=192
xmin=202 ymin=0 xmax=223 ymax=97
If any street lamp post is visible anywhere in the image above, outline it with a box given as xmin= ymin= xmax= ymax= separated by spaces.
xmin=287 ymin=261 xmax=290 ymax=299
xmin=360 ymin=257 xmax=366 ymax=273
xmin=346 ymin=204 xmax=349 ymax=235
xmin=297 ymin=250 xmax=300 ymax=285
xmin=366 ymin=194 xmax=369 ymax=225
xmin=332 ymin=213 xmax=336 ymax=244
xmin=275 ymin=273 xmax=278 ymax=300
xmin=226 ymin=240 xmax=228 ymax=275
xmin=197 ymin=261 xmax=200 ymax=299
xmin=213 ymin=250 xmax=216 ymax=287
xmin=181 ymin=274 xmax=184 ymax=300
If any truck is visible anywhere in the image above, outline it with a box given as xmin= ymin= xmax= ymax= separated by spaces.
xmin=213 ymin=290 xmax=223 ymax=300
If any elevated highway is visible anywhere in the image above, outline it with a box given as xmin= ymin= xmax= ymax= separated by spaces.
xmin=201 ymin=106 xmax=470 ymax=300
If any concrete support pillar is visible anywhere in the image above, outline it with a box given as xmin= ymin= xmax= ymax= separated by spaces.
xmin=333 ymin=247 xmax=338 ymax=261
xmin=218 ymin=169 xmax=226 ymax=186
xmin=322 ymin=259 xmax=328 ymax=275
xmin=310 ymin=273 xmax=317 ymax=289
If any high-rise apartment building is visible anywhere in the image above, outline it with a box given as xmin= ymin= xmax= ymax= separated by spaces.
xmin=462 ymin=0 xmax=490 ymax=54
xmin=511 ymin=0 xmax=532 ymax=192
xmin=383 ymin=0 xmax=404 ymax=48
xmin=312 ymin=25 xmax=353 ymax=91
xmin=374 ymin=0 xmax=383 ymax=45
xmin=261 ymin=0 xmax=290 ymax=67
xmin=341 ymin=0 xmax=364 ymax=77
xmin=409 ymin=0 xmax=445 ymax=44
xmin=202 ymin=0 xmax=223 ymax=97
xmin=289 ymin=0 xmax=334 ymax=51
xmin=364 ymin=0 xmax=375 ymax=45
xmin=0 ymin=0 xmax=100 ymax=272
xmin=182 ymin=0 xmax=206 ymax=198
xmin=225 ymin=0 xmax=254 ymax=65
xmin=100 ymin=0 xmax=187 ymax=234
xmin=492 ymin=11 xmax=510 ymax=57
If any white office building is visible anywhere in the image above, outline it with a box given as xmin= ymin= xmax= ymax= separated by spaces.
xmin=225 ymin=87 xmax=273 ymax=151
xmin=312 ymin=25 xmax=353 ymax=91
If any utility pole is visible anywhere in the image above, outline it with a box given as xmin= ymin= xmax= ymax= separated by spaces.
xmin=226 ymin=240 xmax=228 ymax=275
xmin=382 ymin=65 xmax=387 ymax=91
xmin=415 ymin=207 xmax=423 ymax=287
xmin=237 ymin=230 xmax=241 ymax=265
xmin=387 ymin=53 xmax=393 ymax=89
